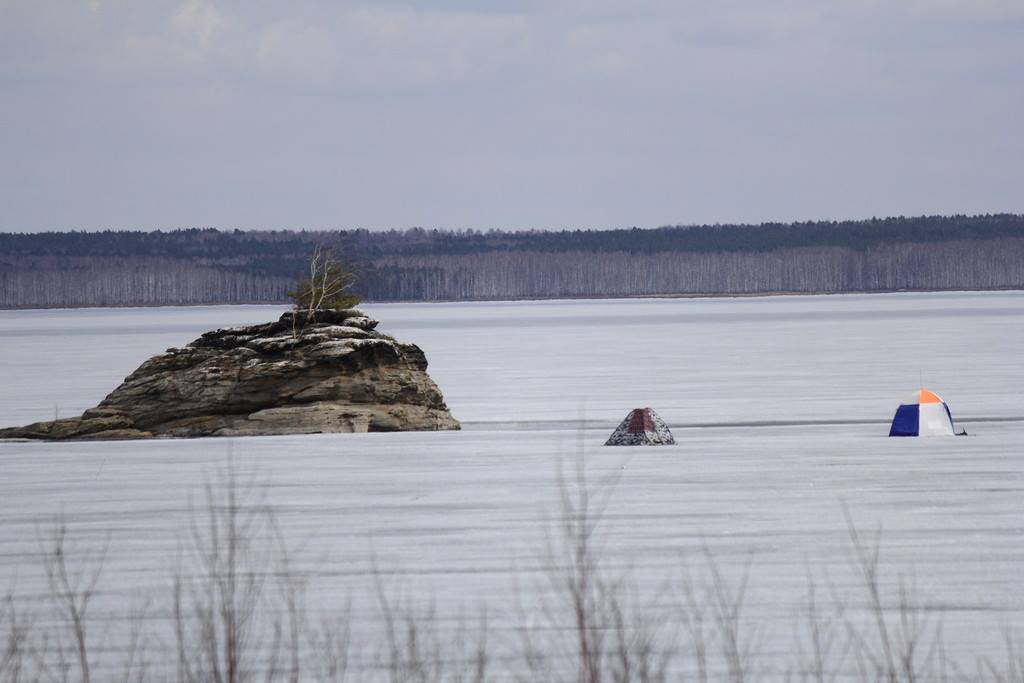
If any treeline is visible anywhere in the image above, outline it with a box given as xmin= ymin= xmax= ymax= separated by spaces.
xmin=365 ymin=239 xmax=1024 ymax=301
xmin=1 ymin=214 xmax=1023 ymax=307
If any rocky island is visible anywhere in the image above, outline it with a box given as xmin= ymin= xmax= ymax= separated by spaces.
xmin=0 ymin=308 xmax=460 ymax=440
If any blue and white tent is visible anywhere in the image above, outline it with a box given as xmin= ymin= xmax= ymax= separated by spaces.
xmin=888 ymin=389 xmax=958 ymax=437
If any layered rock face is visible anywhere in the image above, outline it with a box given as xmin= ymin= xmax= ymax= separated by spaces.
xmin=0 ymin=309 xmax=460 ymax=441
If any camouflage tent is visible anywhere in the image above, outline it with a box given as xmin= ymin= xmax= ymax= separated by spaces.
xmin=604 ymin=408 xmax=675 ymax=446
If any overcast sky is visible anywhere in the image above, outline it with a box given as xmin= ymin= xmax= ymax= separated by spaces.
xmin=1 ymin=0 xmax=1022 ymax=232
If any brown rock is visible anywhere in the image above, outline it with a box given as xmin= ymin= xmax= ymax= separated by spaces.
xmin=0 ymin=309 xmax=459 ymax=441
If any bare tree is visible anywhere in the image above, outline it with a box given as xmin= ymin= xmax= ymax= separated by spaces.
xmin=304 ymin=600 xmax=353 ymax=683
xmin=289 ymin=245 xmax=360 ymax=334
xmin=677 ymin=561 xmax=711 ymax=683
xmin=172 ymin=459 xmax=295 ymax=683
xmin=119 ymin=598 xmax=152 ymax=683
xmin=372 ymin=559 xmax=443 ymax=683
xmin=841 ymin=508 xmax=945 ymax=683
xmin=518 ymin=450 xmax=673 ymax=683
xmin=704 ymin=550 xmax=756 ymax=683
xmin=39 ymin=518 xmax=108 ymax=683
xmin=1 ymin=591 xmax=36 ymax=683
xmin=792 ymin=568 xmax=848 ymax=683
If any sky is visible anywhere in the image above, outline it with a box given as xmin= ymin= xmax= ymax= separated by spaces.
xmin=1 ymin=0 xmax=1022 ymax=232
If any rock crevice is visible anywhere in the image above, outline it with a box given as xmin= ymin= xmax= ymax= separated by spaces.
xmin=1 ymin=309 xmax=460 ymax=440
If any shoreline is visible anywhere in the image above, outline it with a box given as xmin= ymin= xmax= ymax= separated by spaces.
xmin=0 ymin=285 xmax=1022 ymax=312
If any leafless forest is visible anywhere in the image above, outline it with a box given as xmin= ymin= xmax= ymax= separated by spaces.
xmin=2 ymin=215 xmax=1022 ymax=308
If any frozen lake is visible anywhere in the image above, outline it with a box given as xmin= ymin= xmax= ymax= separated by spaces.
xmin=1 ymin=291 xmax=1023 ymax=678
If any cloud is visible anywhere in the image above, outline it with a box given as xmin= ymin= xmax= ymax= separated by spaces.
xmin=566 ymin=23 xmax=633 ymax=77
xmin=907 ymin=0 xmax=1024 ymax=20
xmin=0 ymin=2 xmax=533 ymax=91
xmin=118 ymin=1 xmax=233 ymax=76
xmin=2 ymin=0 xmax=1022 ymax=230
xmin=248 ymin=7 xmax=532 ymax=90
xmin=172 ymin=0 xmax=225 ymax=48
xmin=339 ymin=7 xmax=531 ymax=88
xmin=255 ymin=19 xmax=339 ymax=88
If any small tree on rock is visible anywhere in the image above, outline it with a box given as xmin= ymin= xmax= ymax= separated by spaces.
xmin=288 ymin=246 xmax=361 ymax=334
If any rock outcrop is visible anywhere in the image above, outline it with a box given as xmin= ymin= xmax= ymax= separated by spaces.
xmin=0 ymin=309 xmax=460 ymax=441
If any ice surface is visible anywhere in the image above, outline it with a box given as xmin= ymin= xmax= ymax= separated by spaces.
xmin=1 ymin=292 xmax=1023 ymax=677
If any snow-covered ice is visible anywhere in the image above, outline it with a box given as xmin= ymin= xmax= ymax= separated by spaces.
xmin=1 ymin=291 xmax=1022 ymax=676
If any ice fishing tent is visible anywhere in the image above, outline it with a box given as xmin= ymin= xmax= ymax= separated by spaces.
xmin=605 ymin=408 xmax=675 ymax=446
xmin=888 ymin=389 xmax=957 ymax=437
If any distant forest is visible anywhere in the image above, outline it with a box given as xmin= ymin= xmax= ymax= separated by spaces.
xmin=2 ymin=214 xmax=1023 ymax=308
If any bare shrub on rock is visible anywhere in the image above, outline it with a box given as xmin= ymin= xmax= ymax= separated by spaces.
xmin=289 ymin=245 xmax=361 ymax=335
